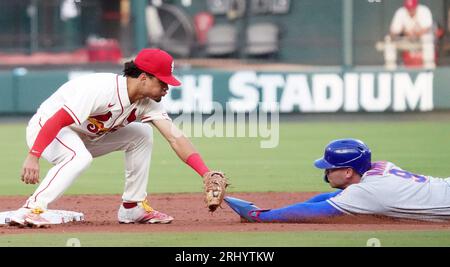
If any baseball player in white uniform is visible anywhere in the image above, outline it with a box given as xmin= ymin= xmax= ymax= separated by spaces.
xmin=225 ymin=138 xmax=450 ymax=223
xmin=384 ymin=0 xmax=435 ymax=69
xmin=11 ymin=48 xmax=220 ymax=227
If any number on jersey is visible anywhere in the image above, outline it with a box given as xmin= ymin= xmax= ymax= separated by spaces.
xmin=389 ymin=169 xmax=427 ymax=183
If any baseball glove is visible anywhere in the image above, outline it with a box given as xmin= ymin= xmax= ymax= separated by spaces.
xmin=203 ymin=171 xmax=229 ymax=212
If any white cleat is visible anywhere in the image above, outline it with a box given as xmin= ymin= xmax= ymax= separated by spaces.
xmin=8 ymin=207 xmax=50 ymax=228
xmin=118 ymin=200 xmax=174 ymax=224
xmin=24 ymin=213 xmax=51 ymax=228
xmin=8 ymin=208 xmax=30 ymax=227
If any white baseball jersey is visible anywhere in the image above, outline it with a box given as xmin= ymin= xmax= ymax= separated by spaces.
xmin=327 ymin=161 xmax=450 ymax=222
xmin=35 ymin=73 xmax=170 ymax=141
xmin=390 ymin=5 xmax=433 ymax=39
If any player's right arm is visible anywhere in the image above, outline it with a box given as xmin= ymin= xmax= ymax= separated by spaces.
xmin=21 ymin=108 xmax=74 ymax=184
xmin=151 ymin=119 xmax=212 ymax=177
xmin=389 ymin=9 xmax=405 ymax=38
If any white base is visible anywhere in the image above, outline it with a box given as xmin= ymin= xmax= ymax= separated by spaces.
xmin=0 ymin=210 xmax=84 ymax=225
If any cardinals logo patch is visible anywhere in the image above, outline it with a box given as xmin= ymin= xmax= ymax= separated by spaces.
xmin=86 ymin=111 xmax=112 ymax=135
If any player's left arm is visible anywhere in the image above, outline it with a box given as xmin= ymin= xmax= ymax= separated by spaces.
xmin=152 ymin=119 xmax=229 ymax=212
xmin=303 ymin=190 xmax=342 ymax=203
xmin=151 ymin=119 xmax=210 ymax=176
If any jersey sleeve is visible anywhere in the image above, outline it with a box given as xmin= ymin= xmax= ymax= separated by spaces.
xmin=61 ymin=82 xmax=105 ymax=125
xmin=258 ymin=201 xmax=343 ymax=222
xmin=420 ymin=7 xmax=433 ymax=28
xmin=29 ymin=108 xmax=75 ymax=157
xmin=303 ymin=190 xmax=343 ymax=203
xmin=327 ymin=184 xmax=385 ymax=215
xmin=390 ymin=9 xmax=404 ymax=34
xmin=140 ymin=100 xmax=172 ymax=123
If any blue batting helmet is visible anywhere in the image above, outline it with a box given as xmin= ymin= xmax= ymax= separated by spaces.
xmin=314 ymin=138 xmax=372 ymax=183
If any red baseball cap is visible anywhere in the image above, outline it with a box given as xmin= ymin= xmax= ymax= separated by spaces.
xmin=134 ymin=48 xmax=181 ymax=86
xmin=404 ymin=0 xmax=418 ymax=10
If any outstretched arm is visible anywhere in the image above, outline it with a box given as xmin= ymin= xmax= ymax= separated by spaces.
xmin=151 ymin=119 xmax=210 ymax=176
xmin=152 ymin=119 xmax=229 ymax=212
xmin=257 ymin=201 xmax=343 ymax=223
xmin=303 ymin=190 xmax=342 ymax=203
xmin=225 ymin=196 xmax=344 ymax=223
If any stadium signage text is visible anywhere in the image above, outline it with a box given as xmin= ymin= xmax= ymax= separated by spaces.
xmin=164 ymin=71 xmax=434 ymax=113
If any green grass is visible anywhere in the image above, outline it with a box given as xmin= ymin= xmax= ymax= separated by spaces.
xmin=2 ymin=120 xmax=450 ymax=247
xmin=1 ymin=120 xmax=450 ymax=195
xmin=1 ymin=231 xmax=450 ymax=247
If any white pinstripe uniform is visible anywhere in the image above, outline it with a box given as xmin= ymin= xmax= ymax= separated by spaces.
xmin=25 ymin=73 xmax=171 ymax=210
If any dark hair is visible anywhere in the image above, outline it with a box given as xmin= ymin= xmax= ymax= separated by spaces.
xmin=123 ymin=60 xmax=154 ymax=79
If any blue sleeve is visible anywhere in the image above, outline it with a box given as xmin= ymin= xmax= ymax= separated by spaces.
xmin=303 ymin=190 xmax=343 ymax=203
xmin=258 ymin=200 xmax=344 ymax=223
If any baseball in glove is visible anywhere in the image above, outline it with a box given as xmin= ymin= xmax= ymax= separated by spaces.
xmin=203 ymin=171 xmax=229 ymax=212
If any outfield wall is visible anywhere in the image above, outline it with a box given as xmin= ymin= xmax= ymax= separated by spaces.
xmin=0 ymin=67 xmax=449 ymax=114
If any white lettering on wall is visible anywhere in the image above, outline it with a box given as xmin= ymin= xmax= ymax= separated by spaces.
xmin=229 ymin=71 xmax=259 ymax=112
xmin=280 ymin=75 xmax=313 ymax=112
xmin=165 ymin=71 xmax=433 ymax=113
xmin=312 ymin=74 xmax=343 ymax=112
xmin=360 ymin=73 xmax=391 ymax=112
xmin=393 ymin=72 xmax=433 ymax=112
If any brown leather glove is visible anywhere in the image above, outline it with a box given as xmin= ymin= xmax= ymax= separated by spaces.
xmin=203 ymin=171 xmax=229 ymax=212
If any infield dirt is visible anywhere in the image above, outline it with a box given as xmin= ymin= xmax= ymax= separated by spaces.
xmin=1 ymin=192 xmax=449 ymax=234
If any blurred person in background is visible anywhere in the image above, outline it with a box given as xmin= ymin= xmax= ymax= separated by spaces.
xmin=384 ymin=0 xmax=435 ymax=69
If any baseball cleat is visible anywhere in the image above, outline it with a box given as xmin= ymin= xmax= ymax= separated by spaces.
xmin=138 ymin=210 xmax=174 ymax=224
xmin=8 ymin=217 xmax=26 ymax=227
xmin=8 ymin=208 xmax=32 ymax=227
xmin=23 ymin=210 xmax=51 ymax=228
xmin=8 ymin=207 xmax=50 ymax=228
xmin=118 ymin=200 xmax=174 ymax=224
xmin=224 ymin=197 xmax=264 ymax=223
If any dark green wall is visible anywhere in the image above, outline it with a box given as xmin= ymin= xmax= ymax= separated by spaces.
xmin=171 ymin=0 xmax=343 ymax=64
xmin=354 ymin=0 xmax=444 ymax=65
xmin=162 ymin=0 xmax=446 ymax=65
xmin=15 ymin=70 xmax=68 ymax=112
xmin=0 ymin=73 xmax=14 ymax=113
xmin=0 ymin=66 xmax=448 ymax=114
xmin=0 ymin=0 xmax=447 ymax=64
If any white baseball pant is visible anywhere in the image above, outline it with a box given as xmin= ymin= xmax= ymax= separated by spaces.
xmin=24 ymin=115 xmax=154 ymax=210
xmin=384 ymin=34 xmax=435 ymax=70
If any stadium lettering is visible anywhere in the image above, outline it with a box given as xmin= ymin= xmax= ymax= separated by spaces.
xmin=163 ymin=72 xmax=433 ymax=113
xmin=228 ymin=71 xmax=434 ymax=112
xmin=163 ymin=74 xmax=214 ymax=113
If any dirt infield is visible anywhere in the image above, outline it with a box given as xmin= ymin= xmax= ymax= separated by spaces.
xmin=1 ymin=192 xmax=449 ymax=234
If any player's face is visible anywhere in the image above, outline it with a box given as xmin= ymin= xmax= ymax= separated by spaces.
xmin=143 ymin=75 xmax=169 ymax=102
xmin=325 ymin=168 xmax=351 ymax=189
xmin=407 ymin=8 xmax=417 ymax=17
